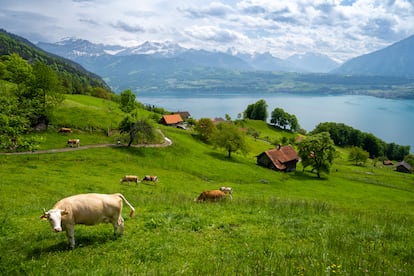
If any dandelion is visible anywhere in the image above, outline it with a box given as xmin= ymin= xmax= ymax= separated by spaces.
xmin=326 ymin=263 xmax=344 ymax=275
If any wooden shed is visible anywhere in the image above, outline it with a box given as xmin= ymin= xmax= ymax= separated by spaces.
xmin=395 ymin=161 xmax=412 ymax=173
xmin=257 ymin=145 xmax=299 ymax=172
xmin=159 ymin=114 xmax=183 ymax=126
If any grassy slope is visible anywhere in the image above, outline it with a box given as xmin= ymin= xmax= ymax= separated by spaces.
xmin=1 ymin=95 xmax=413 ymax=275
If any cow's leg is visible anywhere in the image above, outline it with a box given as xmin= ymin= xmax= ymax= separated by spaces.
xmin=114 ymin=216 xmax=125 ymax=235
xmin=65 ymin=226 xmax=75 ymax=249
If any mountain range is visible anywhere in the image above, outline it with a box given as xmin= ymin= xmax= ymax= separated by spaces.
xmin=0 ymin=29 xmax=110 ymax=93
xmin=333 ymin=34 xmax=414 ymax=78
xmin=35 ymin=34 xmax=414 ymax=95
xmin=37 ymin=38 xmax=340 ymax=73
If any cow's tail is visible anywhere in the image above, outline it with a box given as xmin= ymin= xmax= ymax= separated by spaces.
xmin=118 ymin=193 xmax=135 ymax=217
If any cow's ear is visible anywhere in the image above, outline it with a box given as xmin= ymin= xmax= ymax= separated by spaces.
xmin=61 ymin=209 xmax=69 ymax=216
xmin=40 ymin=213 xmax=48 ymax=220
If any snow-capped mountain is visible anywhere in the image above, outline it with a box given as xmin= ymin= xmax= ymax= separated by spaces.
xmin=37 ymin=38 xmax=125 ymax=59
xmin=116 ymin=41 xmax=186 ymax=57
xmin=37 ymin=38 xmax=340 ymax=73
xmin=36 ymin=38 xmax=347 ymax=92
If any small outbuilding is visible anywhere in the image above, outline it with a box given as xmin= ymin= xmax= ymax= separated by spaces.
xmin=257 ymin=145 xmax=299 ymax=172
xmin=395 ymin=161 xmax=412 ymax=173
xmin=160 ymin=114 xmax=183 ymax=126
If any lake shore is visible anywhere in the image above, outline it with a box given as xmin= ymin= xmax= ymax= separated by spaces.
xmin=138 ymin=92 xmax=414 ymax=152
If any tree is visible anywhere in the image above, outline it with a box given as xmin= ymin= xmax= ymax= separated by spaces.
xmin=244 ymin=99 xmax=268 ymax=121
xmin=119 ymin=116 xmax=155 ymax=146
xmin=0 ymin=89 xmax=41 ymax=151
xmin=213 ymin=122 xmax=248 ymax=158
xmin=119 ymin=89 xmax=136 ymax=113
xmin=31 ymin=61 xmax=64 ymax=128
xmin=298 ymin=132 xmax=336 ymax=178
xmin=288 ymin=113 xmax=299 ymax=132
xmin=194 ymin=118 xmax=217 ymax=143
xmin=362 ymin=133 xmax=383 ymax=158
xmin=349 ymin=146 xmax=369 ymax=166
xmin=2 ymin=53 xmax=33 ymax=85
xmin=270 ymin=107 xmax=289 ymax=129
xmin=404 ymin=154 xmax=414 ymax=168
xmin=270 ymin=107 xmax=300 ymax=131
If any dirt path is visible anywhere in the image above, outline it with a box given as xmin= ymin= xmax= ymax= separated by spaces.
xmin=0 ymin=136 xmax=173 ymax=156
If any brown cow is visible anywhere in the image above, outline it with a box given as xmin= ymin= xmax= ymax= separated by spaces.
xmin=142 ymin=175 xmax=158 ymax=183
xmin=195 ymin=190 xmax=227 ymax=202
xmin=67 ymin=139 xmax=80 ymax=148
xmin=58 ymin=127 xmax=72 ymax=133
xmin=120 ymin=175 xmax=139 ymax=185
xmin=40 ymin=193 xmax=135 ymax=249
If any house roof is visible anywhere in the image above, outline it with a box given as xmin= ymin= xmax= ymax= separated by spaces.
xmin=161 ymin=114 xmax=183 ymax=125
xmin=262 ymin=145 xmax=299 ymax=170
xmin=396 ymin=161 xmax=412 ymax=172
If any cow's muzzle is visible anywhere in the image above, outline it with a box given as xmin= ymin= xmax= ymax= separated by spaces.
xmin=54 ymin=227 xmax=62 ymax=233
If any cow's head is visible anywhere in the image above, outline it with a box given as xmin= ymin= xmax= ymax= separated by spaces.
xmin=40 ymin=209 xmax=69 ymax=232
xmin=220 ymin=187 xmax=233 ymax=194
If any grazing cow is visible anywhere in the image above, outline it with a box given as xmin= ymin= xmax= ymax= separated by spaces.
xmin=219 ymin=186 xmax=233 ymax=201
xmin=40 ymin=193 xmax=135 ymax=249
xmin=58 ymin=127 xmax=72 ymax=133
xmin=195 ymin=190 xmax=227 ymax=202
xmin=142 ymin=175 xmax=158 ymax=183
xmin=120 ymin=175 xmax=139 ymax=185
xmin=67 ymin=139 xmax=80 ymax=148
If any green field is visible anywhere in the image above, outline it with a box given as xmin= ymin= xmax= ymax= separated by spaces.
xmin=1 ymin=95 xmax=413 ymax=275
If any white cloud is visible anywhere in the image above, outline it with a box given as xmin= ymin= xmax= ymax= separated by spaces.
xmin=0 ymin=0 xmax=413 ymax=62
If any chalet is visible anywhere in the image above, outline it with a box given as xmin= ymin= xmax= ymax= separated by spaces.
xmin=383 ymin=160 xmax=393 ymax=166
xmin=257 ymin=145 xmax=299 ymax=172
xmin=395 ymin=161 xmax=412 ymax=173
xmin=159 ymin=114 xmax=183 ymax=126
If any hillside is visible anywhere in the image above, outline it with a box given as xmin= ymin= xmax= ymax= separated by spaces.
xmin=0 ymin=94 xmax=413 ymax=274
xmin=333 ymin=34 xmax=414 ymax=77
xmin=0 ymin=29 xmax=110 ymax=93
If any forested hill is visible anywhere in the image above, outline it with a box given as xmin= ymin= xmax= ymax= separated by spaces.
xmin=0 ymin=29 xmax=110 ymax=94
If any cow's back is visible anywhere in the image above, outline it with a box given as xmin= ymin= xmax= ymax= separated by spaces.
xmin=55 ymin=193 xmax=122 ymax=225
xmin=197 ymin=190 xmax=226 ymax=202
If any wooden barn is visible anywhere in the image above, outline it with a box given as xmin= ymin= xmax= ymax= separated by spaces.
xmin=395 ymin=161 xmax=412 ymax=173
xmin=257 ymin=145 xmax=299 ymax=172
xmin=159 ymin=114 xmax=183 ymax=126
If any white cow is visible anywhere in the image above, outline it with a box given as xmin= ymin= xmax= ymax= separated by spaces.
xmin=40 ymin=193 xmax=135 ymax=249
xmin=142 ymin=175 xmax=158 ymax=183
xmin=219 ymin=186 xmax=233 ymax=200
xmin=67 ymin=139 xmax=80 ymax=148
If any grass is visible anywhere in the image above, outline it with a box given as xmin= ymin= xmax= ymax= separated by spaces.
xmin=0 ymin=95 xmax=413 ymax=275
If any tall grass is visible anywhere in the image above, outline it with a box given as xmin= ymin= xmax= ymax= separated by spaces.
xmin=0 ymin=95 xmax=413 ymax=274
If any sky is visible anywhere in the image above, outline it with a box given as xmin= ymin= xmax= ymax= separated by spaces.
xmin=1 ymin=0 xmax=413 ymax=62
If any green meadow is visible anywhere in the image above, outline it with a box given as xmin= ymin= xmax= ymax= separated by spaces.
xmin=0 ymin=95 xmax=413 ymax=275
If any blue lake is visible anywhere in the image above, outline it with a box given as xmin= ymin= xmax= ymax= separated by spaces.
xmin=137 ymin=92 xmax=414 ymax=152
